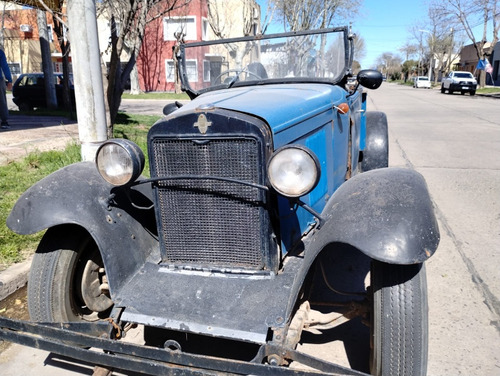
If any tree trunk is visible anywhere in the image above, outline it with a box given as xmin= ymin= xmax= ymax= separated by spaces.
xmin=129 ymin=64 xmax=141 ymax=95
xmin=61 ymin=41 xmax=72 ymax=112
xmin=37 ymin=10 xmax=58 ymax=110
xmin=479 ymin=69 xmax=486 ymax=88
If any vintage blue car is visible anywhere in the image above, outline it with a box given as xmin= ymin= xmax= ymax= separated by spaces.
xmin=2 ymin=27 xmax=439 ymax=376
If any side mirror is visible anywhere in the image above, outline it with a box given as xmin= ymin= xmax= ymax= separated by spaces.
xmin=357 ymin=70 xmax=383 ymax=90
xmin=163 ymin=101 xmax=184 ymax=116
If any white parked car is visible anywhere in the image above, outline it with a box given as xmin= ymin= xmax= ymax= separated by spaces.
xmin=413 ymin=76 xmax=431 ymax=89
xmin=441 ymin=71 xmax=477 ymax=95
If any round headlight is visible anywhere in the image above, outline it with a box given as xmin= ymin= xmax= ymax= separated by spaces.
xmin=268 ymin=146 xmax=320 ymax=197
xmin=96 ymin=139 xmax=145 ymax=186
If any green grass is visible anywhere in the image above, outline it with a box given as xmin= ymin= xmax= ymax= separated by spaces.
xmin=477 ymin=87 xmax=500 ymax=94
xmin=0 ymin=113 xmax=160 ymax=270
xmin=121 ymin=92 xmax=189 ymax=100
xmin=395 ymin=80 xmax=414 ymax=86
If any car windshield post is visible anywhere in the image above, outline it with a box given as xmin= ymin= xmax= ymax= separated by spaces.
xmin=178 ymin=27 xmax=349 ymax=98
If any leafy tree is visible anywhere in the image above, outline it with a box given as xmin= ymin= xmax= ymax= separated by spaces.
xmin=52 ymin=13 xmax=72 ymax=111
xmin=270 ymin=0 xmax=360 ymax=31
xmin=270 ymin=0 xmax=360 ymax=77
xmin=401 ymin=59 xmax=418 ymax=82
xmin=431 ymin=0 xmax=499 ymax=87
xmin=97 ymin=0 xmax=191 ymax=130
xmin=353 ymin=33 xmax=366 ymax=64
xmin=376 ymin=52 xmax=403 ymax=79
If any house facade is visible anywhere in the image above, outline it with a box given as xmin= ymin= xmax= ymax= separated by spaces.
xmin=457 ymin=41 xmax=493 ymax=76
xmin=0 ymin=2 xmax=65 ymax=80
xmin=1 ymin=0 xmax=260 ymax=92
xmin=487 ymin=41 xmax=499 ymax=86
xmin=137 ymin=0 xmax=260 ymax=92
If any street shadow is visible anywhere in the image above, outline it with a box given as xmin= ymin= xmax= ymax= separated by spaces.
xmin=3 ymin=114 xmax=77 ymax=132
xmin=304 ymin=243 xmax=372 ymax=374
xmin=45 ymin=353 xmax=144 ymax=375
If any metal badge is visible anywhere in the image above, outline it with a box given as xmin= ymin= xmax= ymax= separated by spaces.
xmin=194 ymin=114 xmax=212 ymax=134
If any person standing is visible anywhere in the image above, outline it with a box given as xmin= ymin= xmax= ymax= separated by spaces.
xmin=0 ymin=48 xmax=13 ymax=130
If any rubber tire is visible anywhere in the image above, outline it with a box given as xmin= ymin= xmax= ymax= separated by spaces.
xmin=470 ymin=91 xmax=476 ymax=96
xmin=360 ymin=112 xmax=389 ymax=172
xmin=370 ymin=261 xmax=428 ymax=376
xmin=440 ymin=85 xmax=445 ymax=93
xmin=18 ymin=101 xmax=33 ymax=111
xmin=28 ymin=226 xmax=111 ymax=322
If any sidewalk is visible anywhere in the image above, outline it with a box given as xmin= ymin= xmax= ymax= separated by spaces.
xmin=1 ymin=114 xmax=78 ymax=299
xmin=0 ymin=115 xmax=78 ymax=166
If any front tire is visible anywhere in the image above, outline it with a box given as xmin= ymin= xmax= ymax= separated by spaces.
xmin=370 ymin=261 xmax=428 ymax=376
xmin=28 ymin=226 xmax=113 ymax=322
xmin=18 ymin=101 xmax=33 ymax=111
xmin=360 ymin=112 xmax=389 ymax=172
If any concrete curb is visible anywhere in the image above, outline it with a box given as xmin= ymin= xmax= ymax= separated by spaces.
xmin=0 ymin=257 xmax=32 ymax=301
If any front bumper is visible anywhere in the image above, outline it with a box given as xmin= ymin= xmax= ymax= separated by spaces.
xmin=449 ymin=83 xmax=477 ymax=92
xmin=0 ymin=317 xmax=368 ymax=376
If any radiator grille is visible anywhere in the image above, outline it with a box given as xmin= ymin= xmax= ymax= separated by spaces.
xmin=151 ymin=138 xmax=267 ymax=269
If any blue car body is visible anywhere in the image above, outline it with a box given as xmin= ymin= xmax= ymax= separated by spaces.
xmin=175 ymin=84 xmax=365 ymax=253
xmin=3 ymin=27 xmax=439 ymax=376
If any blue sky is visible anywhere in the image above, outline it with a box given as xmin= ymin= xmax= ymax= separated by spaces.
xmin=256 ymin=0 xmax=429 ymax=69
xmin=351 ymin=0 xmax=429 ymax=68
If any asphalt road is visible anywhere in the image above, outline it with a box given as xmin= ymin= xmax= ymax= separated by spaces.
xmin=375 ymin=84 xmax=500 ymax=374
xmin=294 ymin=83 xmax=500 ymax=375
xmin=1 ymin=83 xmax=499 ymax=375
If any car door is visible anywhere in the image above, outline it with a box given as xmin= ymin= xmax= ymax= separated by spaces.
xmin=444 ymin=73 xmax=452 ymax=89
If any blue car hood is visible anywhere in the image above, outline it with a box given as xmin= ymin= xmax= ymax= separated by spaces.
xmin=175 ymin=84 xmax=345 ymax=134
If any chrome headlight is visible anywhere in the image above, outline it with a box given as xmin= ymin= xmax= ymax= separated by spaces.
xmin=268 ymin=146 xmax=320 ymax=197
xmin=96 ymin=139 xmax=145 ymax=186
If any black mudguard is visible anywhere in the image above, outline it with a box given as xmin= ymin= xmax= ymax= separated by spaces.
xmin=6 ymin=162 xmax=159 ymax=295
xmin=311 ymin=167 xmax=439 ymax=265
xmin=282 ymin=167 xmax=440 ymax=321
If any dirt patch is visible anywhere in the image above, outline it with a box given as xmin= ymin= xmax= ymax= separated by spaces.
xmin=0 ymin=286 xmax=29 ymax=353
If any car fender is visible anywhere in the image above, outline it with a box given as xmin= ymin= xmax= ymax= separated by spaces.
xmin=309 ymin=167 xmax=439 ymax=265
xmin=7 ymin=162 xmax=158 ymax=295
xmin=281 ymin=167 xmax=440 ymax=321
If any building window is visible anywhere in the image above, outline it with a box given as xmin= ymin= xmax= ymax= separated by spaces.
xmin=202 ymin=18 xmax=209 ymax=40
xmin=166 ymin=59 xmax=197 ymax=82
xmin=203 ymin=60 xmax=210 ymax=82
xmin=47 ymin=24 xmax=54 ymax=42
xmin=108 ymin=21 xmax=121 ymax=37
xmin=166 ymin=60 xmax=175 ymax=82
xmin=185 ymin=60 xmax=198 ymax=82
xmin=163 ymin=16 xmax=196 ymax=41
xmin=8 ymin=63 xmax=21 ymax=75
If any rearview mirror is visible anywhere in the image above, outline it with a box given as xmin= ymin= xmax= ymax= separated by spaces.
xmin=357 ymin=70 xmax=383 ymax=90
xmin=163 ymin=101 xmax=184 ymax=116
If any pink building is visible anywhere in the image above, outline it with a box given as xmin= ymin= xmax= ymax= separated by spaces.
xmin=137 ymin=0 xmax=209 ymax=92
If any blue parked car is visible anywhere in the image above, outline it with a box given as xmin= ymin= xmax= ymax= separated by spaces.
xmin=3 ymin=27 xmax=439 ymax=376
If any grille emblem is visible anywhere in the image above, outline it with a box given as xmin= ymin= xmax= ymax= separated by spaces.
xmin=194 ymin=114 xmax=212 ymax=134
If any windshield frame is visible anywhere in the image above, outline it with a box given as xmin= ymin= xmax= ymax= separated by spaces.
xmin=178 ymin=26 xmax=350 ymax=98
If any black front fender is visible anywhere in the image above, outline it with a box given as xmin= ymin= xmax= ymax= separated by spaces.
xmin=7 ymin=162 xmax=158 ymax=293
xmin=311 ymin=167 xmax=439 ymax=265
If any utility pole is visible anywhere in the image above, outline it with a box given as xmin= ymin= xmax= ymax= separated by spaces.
xmin=67 ymin=0 xmax=108 ymax=162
